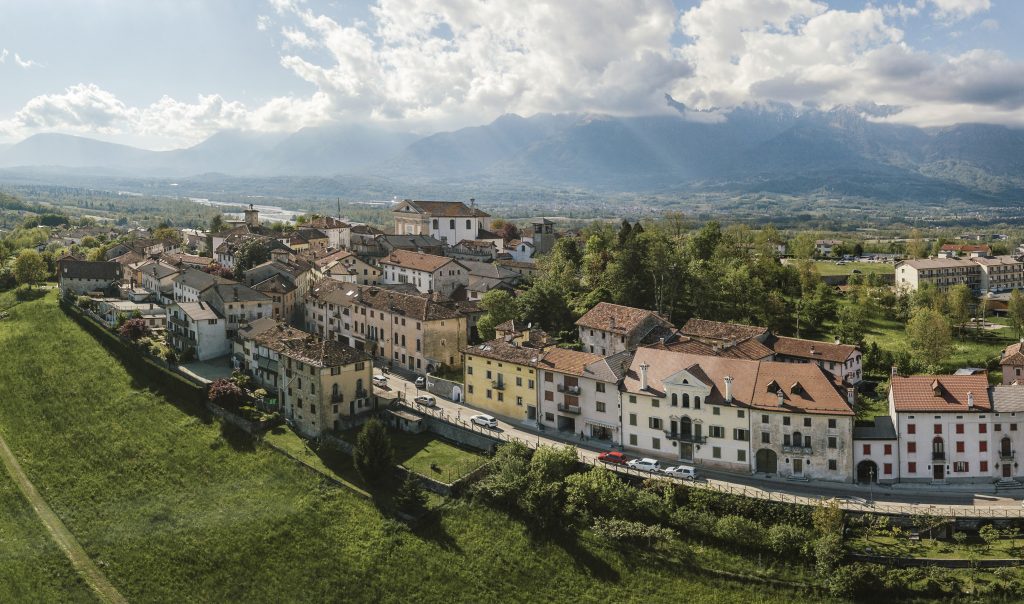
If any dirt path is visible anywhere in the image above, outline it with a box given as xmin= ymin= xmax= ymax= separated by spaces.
xmin=0 ymin=432 xmax=127 ymax=603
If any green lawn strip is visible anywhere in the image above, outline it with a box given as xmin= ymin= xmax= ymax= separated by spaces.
xmin=0 ymin=469 xmax=98 ymax=603
xmin=849 ymin=535 xmax=1024 ymax=560
xmin=391 ymin=431 xmax=487 ymax=483
xmin=813 ymin=261 xmax=895 ymax=277
xmin=0 ymin=292 xmax=817 ymax=602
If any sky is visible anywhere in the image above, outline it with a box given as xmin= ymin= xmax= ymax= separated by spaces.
xmin=0 ymin=0 xmax=1022 ymax=149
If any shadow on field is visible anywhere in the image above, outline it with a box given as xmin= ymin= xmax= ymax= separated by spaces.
xmin=218 ymin=421 xmax=257 ymax=452
xmin=408 ymin=512 xmax=462 ymax=553
xmin=533 ymin=528 xmax=620 ymax=582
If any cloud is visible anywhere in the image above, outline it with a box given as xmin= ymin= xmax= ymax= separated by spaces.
xmin=929 ymin=0 xmax=990 ymax=20
xmin=0 ymin=84 xmax=136 ymax=137
xmin=14 ymin=53 xmax=38 ymax=69
xmin=256 ymin=15 xmax=271 ymax=31
xmin=0 ymin=49 xmax=8 ymax=63
xmin=281 ymin=26 xmax=315 ymax=48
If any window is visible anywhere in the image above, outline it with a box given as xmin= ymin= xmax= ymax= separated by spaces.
xmin=733 ymin=428 xmax=749 ymax=441
xmin=712 ymin=446 xmax=721 ymax=459
xmin=671 ymin=393 xmax=678 ymax=406
xmin=737 ymin=410 xmax=745 ymax=419
xmin=863 ymin=444 xmax=871 ymax=455
xmin=544 ymin=391 xmax=553 ymax=401
xmin=652 ymin=399 xmax=660 ymax=408
xmin=709 ymin=426 xmax=725 ymax=439
xmin=828 ymin=418 xmax=837 ymax=429
xmin=953 ymin=461 xmax=969 ymax=473
xmin=761 ymin=432 xmax=771 ymax=444
xmin=596 ymin=383 xmax=606 ymax=393
xmin=528 ymin=380 xmax=534 ymax=389
xmin=981 ymin=461 xmax=989 ymax=472
xmin=828 ymin=436 xmax=837 ymax=449
xmin=544 ymin=371 xmax=553 ymax=382
xmin=1013 ymin=424 xmax=1019 ymax=431
xmin=486 ymin=390 xmax=492 ymax=399
xmin=783 ymin=417 xmax=791 ymax=426
xmin=486 ymin=370 xmax=492 ymax=380
xmin=883 ymin=463 xmax=892 ymax=475
xmin=956 ymin=424 xmax=964 ymax=434
xmin=934 ymin=424 xmax=942 ymax=434
xmin=762 ymin=414 xmax=769 ymax=424
xmin=516 ymin=396 xmax=523 ymax=406
xmin=907 ymin=424 xmax=916 ymax=434
xmin=956 ymin=441 xmax=965 ymax=453
xmin=629 ymin=413 xmax=637 ymax=426
xmin=979 ymin=441 xmax=988 ymax=452
xmin=804 ymin=417 xmax=811 ymax=427
xmin=995 ymin=423 xmax=1002 ymax=432
xmin=497 ymin=392 xmax=504 ymax=402
xmin=629 ymin=395 xmax=637 ymax=404
xmin=682 ymin=393 xmax=690 ymax=408
xmin=980 ymin=424 xmax=988 ymax=434
xmin=596 ymin=401 xmax=606 ymax=413
xmin=737 ymin=450 xmax=747 ymax=462
xmin=694 ymin=396 xmax=701 ymax=409
xmin=648 ymin=417 xmax=663 ymax=430
xmin=828 ymin=459 xmax=837 ymax=471
xmin=468 ymin=385 xmax=474 ymax=394
xmin=652 ymin=438 xmax=661 ymax=450
xmin=907 ymin=442 xmax=917 ymax=453
xmin=629 ymin=434 xmax=637 ymax=446
xmin=908 ymin=462 xmax=917 ymax=473
xmin=516 ymin=376 xmax=522 ymax=387
xmin=884 ymin=444 xmax=892 ymax=455
xmin=712 ymin=406 xmax=720 ymax=415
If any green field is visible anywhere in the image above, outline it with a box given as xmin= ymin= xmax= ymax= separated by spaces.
xmin=0 ymin=291 xmax=815 ymax=602
xmin=814 ymin=261 xmax=895 ymax=277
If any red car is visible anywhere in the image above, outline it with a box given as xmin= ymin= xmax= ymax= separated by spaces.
xmin=598 ymin=451 xmax=629 ymax=465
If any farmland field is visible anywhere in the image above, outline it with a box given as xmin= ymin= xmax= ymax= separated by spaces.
xmin=0 ymin=291 xmax=816 ymax=603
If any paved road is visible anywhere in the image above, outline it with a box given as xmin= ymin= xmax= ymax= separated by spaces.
xmin=379 ymin=373 xmax=1024 ymax=514
xmin=0 ymin=431 xmax=127 ymax=604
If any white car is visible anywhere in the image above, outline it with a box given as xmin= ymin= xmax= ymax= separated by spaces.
xmin=470 ymin=414 xmax=498 ymax=429
xmin=372 ymin=375 xmax=388 ymax=388
xmin=662 ymin=465 xmax=698 ymax=480
xmin=414 ymin=376 xmax=426 ymax=388
xmin=626 ymin=458 xmax=661 ymax=472
xmin=414 ymin=395 xmax=436 ymax=408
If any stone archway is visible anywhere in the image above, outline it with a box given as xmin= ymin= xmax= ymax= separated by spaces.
xmin=857 ymin=460 xmax=878 ymax=484
xmin=755 ymin=449 xmax=778 ymax=474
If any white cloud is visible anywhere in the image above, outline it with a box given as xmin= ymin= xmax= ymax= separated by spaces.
xmin=929 ymin=0 xmax=991 ymax=20
xmin=14 ymin=53 xmax=38 ymax=69
xmin=256 ymin=15 xmax=271 ymax=31
xmin=0 ymin=48 xmax=8 ymax=63
xmin=281 ymin=26 xmax=315 ymax=48
xmin=0 ymin=84 xmax=136 ymax=137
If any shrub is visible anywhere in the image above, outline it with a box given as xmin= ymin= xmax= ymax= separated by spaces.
xmin=564 ymin=466 xmax=637 ymax=524
xmin=394 ymin=475 xmax=428 ymax=518
xmin=766 ymin=523 xmax=813 ymax=558
xmin=814 ymin=534 xmax=845 ymax=578
xmin=471 ymin=442 xmax=531 ymax=509
xmin=592 ymin=517 xmax=676 ymax=550
xmin=827 ymin=563 xmax=885 ymax=598
xmin=352 ymin=418 xmax=395 ymax=484
xmin=713 ymin=515 xmax=764 ymax=550
xmin=118 ymin=318 xmax=151 ymax=341
xmin=208 ymin=379 xmax=246 ymax=410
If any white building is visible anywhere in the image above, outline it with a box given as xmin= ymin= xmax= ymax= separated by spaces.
xmin=536 ymin=348 xmax=631 ymax=443
xmin=575 ymin=302 xmax=674 ymax=356
xmin=767 ymin=335 xmax=863 ymax=385
xmin=166 ymin=301 xmax=229 ymax=361
xmin=990 ymin=385 xmax=1024 ymax=482
xmin=391 ymin=199 xmax=492 ymax=244
xmin=378 ymin=250 xmax=469 ymax=298
xmin=895 ymin=258 xmax=981 ymax=293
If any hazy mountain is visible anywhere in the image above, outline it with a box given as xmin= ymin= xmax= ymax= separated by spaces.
xmin=2 ymin=108 xmax=1024 ymax=203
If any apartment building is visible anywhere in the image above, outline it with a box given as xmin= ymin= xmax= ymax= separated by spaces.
xmin=166 ymin=301 xmax=229 ymax=361
xmin=535 ymin=347 xmax=629 ymax=442
xmin=462 ymin=329 xmax=550 ymax=422
xmin=973 ymin=255 xmax=1024 ymax=293
xmin=201 ymin=283 xmax=272 ymax=339
xmin=379 ymin=250 xmax=469 ymax=298
xmin=895 ymin=258 xmax=981 ymax=292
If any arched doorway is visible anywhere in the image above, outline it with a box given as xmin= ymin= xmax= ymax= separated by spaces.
xmin=756 ymin=449 xmax=778 ymax=474
xmin=857 ymin=460 xmax=878 ymax=483
xmin=451 ymin=385 xmax=463 ymax=403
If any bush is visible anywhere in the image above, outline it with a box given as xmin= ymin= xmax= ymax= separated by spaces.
xmin=814 ymin=534 xmax=845 ymax=578
xmin=564 ymin=466 xmax=637 ymax=524
xmin=826 ymin=563 xmax=885 ymax=598
xmin=118 ymin=318 xmax=151 ymax=341
xmin=208 ymin=379 xmax=246 ymax=410
xmin=766 ymin=523 xmax=813 ymax=558
xmin=394 ymin=475 xmax=428 ymax=518
xmin=592 ymin=517 xmax=676 ymax=550
xmin=713 ymin=515 xmax=764 ymax=550
xmin=352 ymin=418 xmax=395 ymax=484
xmin=471 ymin=442 xmax=531 ymax=509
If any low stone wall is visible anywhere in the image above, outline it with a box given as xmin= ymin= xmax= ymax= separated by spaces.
xmin=425 ymin=375 xmax=465 ymax=403
xmin=206 ymin=402 xmax=282 ymax=435
xmin=421 ymin=415 xmax=501 ymax=453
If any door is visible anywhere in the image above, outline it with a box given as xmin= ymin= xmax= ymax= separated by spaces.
xmin=680 ymin=443 xmax=693 ymax=462
xmin=933 ymin=464 xmax=945 ymax=480
xmin=792 ymin=458 xmax=803 ymax=476
xmin=1004 ymin=464 xmax=1012 ymax=478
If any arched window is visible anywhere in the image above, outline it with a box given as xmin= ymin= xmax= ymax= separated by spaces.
xmin=432 ymin=219 xmax=438 ymax=229
xmin=694 ymin=396 xmax=701 ymax=409
xmin=682 ymin=393 xmax=690 ymax=408
xmin=793 ymin=431 xmax=803 ymax=447
xmin=449 ymin=219 xmax=456 ymax=229
xmin=680 ymin=416 xmax=692 ymax=437
xmin=671 ymin=393 xmax=678 ymax=406
xmin=332 ymin=383 xmax=339 ymax=400
xmin=933 ymin=437 xmax=944 ymax=454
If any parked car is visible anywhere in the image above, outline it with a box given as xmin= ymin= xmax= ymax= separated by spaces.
xmin=415 ymin=376 xmax=426 ymax=388
xmin=626 ymin=458 xmax=661 ymax=472
xmin=662 ymin=465 xmax=698 ymax=480
xmin=414 ymin=395 xmax=436 ymax=408
xmin=470 ymin=414 xmax=498 ymax=429
xmin=372 ymin=374 xmax=388 ymax=388
xmin=597 ymin=451 xmax=629 ymax=465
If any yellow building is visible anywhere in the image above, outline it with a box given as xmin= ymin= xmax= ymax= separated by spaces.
xmin=462 ymin=328 xmax=552 ymax=422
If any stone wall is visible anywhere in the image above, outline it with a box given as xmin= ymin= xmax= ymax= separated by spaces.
xmin=426 ymin=375 xmax=465 ymax=403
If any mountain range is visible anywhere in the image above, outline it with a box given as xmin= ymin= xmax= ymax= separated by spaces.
xmin=2 ymin=105 xmax=1023 ymax=203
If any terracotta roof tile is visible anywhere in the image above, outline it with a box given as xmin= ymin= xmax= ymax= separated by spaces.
xmin=767 ymin=335 xmax=858 ymax=364
xmin=576 ymin=302 xmax=669 ymax=335
xmin=537 ymin=348 xmax=605 ymax=377
xmin=890 ymin=374 xmax=991 ymax=412
xmin=380 ymin=249 xmax=456 ymax=273
xmin=680 ymin=318 xmax=767 ymax=342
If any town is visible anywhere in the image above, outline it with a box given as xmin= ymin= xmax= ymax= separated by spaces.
xmin=40 ymin=198 xmax=1024 ymax=490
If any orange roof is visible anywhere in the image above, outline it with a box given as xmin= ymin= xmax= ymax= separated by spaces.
xmin=380 ymin=249 xmax=456 ymax=273
xmin=537 ymin=348 xmax=605 ymax=377
xmin=1001 ymin=342 xmax=1024 ymax=367
xmin=576 ymin=302 xmax=668 ymax=335
xmin=890 ymin=374 xmax=991 ymax=412
xmin=768 ymin=335 xmax=857 ymax=364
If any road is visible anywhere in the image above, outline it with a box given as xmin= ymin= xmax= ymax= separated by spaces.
xmin=379 ymin=372 xmax=1024 ymax=515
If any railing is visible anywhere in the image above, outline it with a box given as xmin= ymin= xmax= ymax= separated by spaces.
xmin=933 ymin=451 xmax=946 ymax=461
xmin=557 ymin=403 xmax=581 ymax=415
xmin=491 ymin=381 xmax=504 ymax=390
xmin=782 ymin=445 xmax=813 ymax=454
xmin=331 ymin=393 xmax=343 ymax=403
xmin=1000 ymin=451 xmax=1014 ymax=462
xmin=664 ymin=431 xmax=707 ymax=444
xmin=356 ymin=389 xmax=368 ymax=399
xmin=566 ymin=385 xmax=580 ymax=395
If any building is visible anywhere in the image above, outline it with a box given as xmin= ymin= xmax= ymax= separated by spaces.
xmin=136 ymin=260 xmax=182 ymax=302
xmin=449 ymin=239 xmax=499 ymax=262
xmin=575 ymin=302 xmax=674 ymax=356
xmin=987 ymin=385 xmax=1024 ymax=481
xmin=678 ymin=318 xmax=768 ymax=346
xmin=536 ymin=347 xmax=630 ymax=443
xmin=379 ymin=250 xmax=469 ymax=298
xmin=506 ymin=239 xmax=534 ymax=262
xmin=973 ymin=255 xmax=1024 ymax=293
xmin=94 ymin=299 xmax=167 ymax=330
xmin=307 ymin=249 xmax=380 ymax=286
xmin=815 ymin=239 xmax=842 ymax=257
xmin=895 ymin=258 xmax=981 ymax=293
xmin=939 ymin=243 xmax=990 ymax=258
xmin=462 ymin=329 xmax=551 ymax=422
xmin=303 ymin=216 xmax=351 ymax=250
xmin=459 ymin=260 xmax=521 ymax=301
xmin=1000 ymin=341 xmax=1024 ymax=385
xmin=250 ymin=274 xmax=297 ymax=322
xmin=852 ymin=416 xmax=899 ymax=484
xmin=57 ymin=259 xmax=123 ymax=297
xmin=529 ymin=218 xmax=555 ymax=255
xmin=766 ymin=335 xmax=863 ymax=384
xmin=888 ymin=372 xmax=993 ymax=483
xmin=391 ymin=199 xmax=491 ymax=243
xmin=377 ymin=234 xmax=447 ymax=257
xmin=166 ymin=301 xmax=229 ymax=361
xmin=235 ymin=320 xmax=373 ymax=437
xmin=173 ymin=269 xmax=234 ymax=303
xmin=201 ymin=283 xmax=272 ymax=339
xmin=305 ymin=282 xmax=469 ymax=373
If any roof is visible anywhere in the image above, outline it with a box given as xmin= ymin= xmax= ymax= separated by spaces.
xmin=680 ymin=318 xmax=768 ymax=343
xmin=585 ymin=350 xmax=635 ymax=383
xmin=1001 ymin=341 xmax=1024 ymax=366
xmin=941 ymin=243 xmax=991 ymax=253
xmin=455 ymin=239 xmax=497 ymax=250
xmin=576 ymin=302 xmax=668 ymax=335
xmin=379 ymin=249 xmax=457 ymax=273
xmin=350 ymin=224 xmax=384 ymax=235
xmin=537 ymin=347 xmax=605 ymax=378
xmin=207 ymin=283 xmax=271 ymax=304
xmin=890 ymin=374 xmax=991 ymax=412
xmin=59 ymin=259 xmax=122 ymax=281
xmin=175 ymin=268 xmax=234 ymax=292
xmin=973 ymin=255 xmax=1021 ymax=266
xmin=304 ymin=216 xmax=350 ymax=230
xmin=897 ymin=258 xmax=978 ymax=270
xmin=297 ymin=227 xmax=328 ymax=240
xmin=495 ymin=259 xmax=537 ymax=270
xmin=394 ymin=199 xmax=490 ymax=218
xmin=252 ymin=274 xmax=297 ymax=295
xmin=992 ymin=385 xmax=1024 ymax=413
xmin=308 ymin=281 xmax=465 ymax=322
xmin=650 ymin=335 xmax=774 ymax=360
xmin=162 ymin=253 xmax=214 ymax=268
xmin=244 ymin=322 xmax=371 ymax=367
xmin=138 ymin=261 xmax=181 ymax=280
xmin=377 ymin=234 xmax=446 ymax=250
xmin=174 ymin=301 xmax=221 ymax=321
xmin=458 ymin=259 xmax=520 ymax=280
xmin=853 ymin=416 xmax=898 ymax=440
xmin=463 ymin=337 xmax=546 ymax=366
xmin=767 ymin=335 xmax=858 ymax=364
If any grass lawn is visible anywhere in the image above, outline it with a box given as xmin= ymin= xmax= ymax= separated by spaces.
xmin=849 ymin=534 xmax=1024 ymax=560
xmin=0 ymin=291 xmax=818 ymax=603
xmin=814 ymin=261 xmax=895 ymax=277
xmin=0 ymin=470 xmax=98 ymax=602
xmin=391 ymin=431 xmax=487 ymax=483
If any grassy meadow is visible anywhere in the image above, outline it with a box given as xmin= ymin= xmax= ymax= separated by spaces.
xmin=0 ymin=291 xmax=818 ymax=603
xmin=814 ymin=260 xmax=895 ymax=277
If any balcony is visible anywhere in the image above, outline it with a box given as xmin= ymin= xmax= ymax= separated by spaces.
xmin=1001 ymin=450 xmax=1014 ymax=462
xmin=491 ymin=381 xmax=505 ymax=391
xmin=782 ymin=446 xmax=813 ymax=454
xmin=932 ymin=451 xmax=946 ymax=461
xmin=356 ymin=388 xmax=368 ymax=399
xmin=331 ymin=393 xmax=343 ymax=403
xmin=664 ymin=431 xmax=707 ymax=444
xmin=557 ymin=403 xmax=581 ymax=415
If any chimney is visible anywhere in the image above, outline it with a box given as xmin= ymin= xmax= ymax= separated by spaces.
xmin=233 ymin=286 xmax=239 ymax=301
xmin=724 ymin=376 xmax=733 ymax=403
xmin=968 ymin=392 xmax=975 ymax=410
xmin=891 ymin=365 xmax=898 ymax=377
xmin=809 ymin=344 xmax=816 ymax=356
xmin=846 ymin=387 xmax=856 ymax=406
xmin=777 ymin=390 xmax=785 ymax=407
xmin=639 ymin=362 xmax=649 ymax=391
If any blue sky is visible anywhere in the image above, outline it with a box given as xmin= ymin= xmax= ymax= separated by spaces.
xmin=1 ymin=0 xmax=1022 ymax=149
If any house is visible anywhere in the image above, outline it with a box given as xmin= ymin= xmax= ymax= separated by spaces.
xmin=648 ymin=335 xmax=774 ymax=361
xmin=161 ymin=252 xmax=215 ymax=271
xmin=972 ymin=256 xmax=1024 ymax=293
xmin=815 ymin=239 xmax=843 ymax=257
xmin=459 ymin=259 xmax=521 ymax=301
xmin=235 ymin=320 xmax=373 ymax=438
xmin=243 ymin=250 xmax=315 ymax=308
xmin=506 ymin=239 xmax=534 ymax=262
xmin=536 ymin=347 xmax=632 ymax=443
xmin=181 ymin=228 xmax=208 ymax=252
xmin=888 ymin=372 xmax=993 ymax=483
xmin=376 ymin=234 xmax=447 ymax=257
xmin=303 ymin=216 xmax=351 ymax=250
xmin=104 ymin=237 xmax=180 ymax=260
xmin=462 ymin=328 xmax=552 ymax=422
xmin=575 ymin=302 xmax=674 ymax=356
xmin=166 ymin=301 xmax=229 ymax=361
xmin=348 ymin=224 xmax=387 ymax=257
xmin=939 ymin=243 xmax=991 ymax=258
xmin=895 ymin=258 xmax=980 ymax=293
xmin=288 ymin=228 xmax=329 ymax=253
xmin=136 ymin=260 xmax=182 ymax=302
xmin=57 ymin=259 xmax=123 ymax=297
xmin=379 ymin=250 xmax=469 ymax=298
xmin=200 ymin=283 xmax=272 ymax=339
xmin=305 ymin=281 xmax=469 ymax=373
xmin=999 ymin=341 xmax=1024 ymax=385
xmin=449 ymin=239 xmax=498 ymax=262
xmin=986 ymin=385 xmax=1024 ymax=482
xmin=250 ymin=274 xmax=297 ymax=322
xmin=678 ymin=318 xmax=769 ymax=346
xmin=852 ymin=416 xmax=899 ymax=484
xmin=306 ymin=249 xmax=379 ymax=285
xmin=766 ymin=335 xmax=863 ymax=384
xmin=495 ymin=258 xmax=539 ymax=279
xmin=391 ymin=199 xmax=491 ymax=244
xmin=94 ymin=299 xmax=167 ymax=330
xmin=173 ymin=269 xmax=234 ymax=303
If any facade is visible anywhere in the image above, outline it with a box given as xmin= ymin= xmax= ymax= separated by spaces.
xmin=536 ymin=348 xmax=610 ymax=437
xmin=895 ymin=258 xmax=981 ymax=293
xmin=973 ymin=255 xmax=1024 ymax=293
xmin=1000 ymin=341 xmax=1024 ymax=385
xmin=990 ymin=385 xmax=1024 ymax=481
xmin=173 ymin=269 xmax=233 ymax=303
xmin=852 ymin=416 xmax=899 ymax=484
xmin=529 ymin=218 xmax=555 ymax=255
xmin=303 ymin=217 xmax=351 ymax=250
xmin=815 ymin=239 xmax=842 ymax=257
xmin=166 ymin=301 xmax=229 ymax=361
xmin=391 ymin=199 xmax=491 ymax=243
xmin=379 ymin=250 xmax=469 ymax=298
xmin=767 ymin=335 xmax=863 ymax=384
xmin=575 ymin=302 xmax=674 ymax=356
xmin=136 ymin=260 xmax=182 ymax=302
xmin=462 ymin=329 xmax=550 ymax=422
xmin=308 ymin=249 xmax=380 ymax=285
xmin=57 ymin=259 xmax=123 ymax=297
xmin=888 ymin=373 xmax=993 ymax=483
xmin=200 ymin=284 xmax=272 ymax=339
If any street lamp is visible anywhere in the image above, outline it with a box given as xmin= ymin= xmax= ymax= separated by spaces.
xmin=869 ymin=466 xmax=875 ymax=505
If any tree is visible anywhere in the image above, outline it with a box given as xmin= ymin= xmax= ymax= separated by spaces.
xmin=946 ymin=284 xmax=974 ymax=338
xmin=208 ymin=378 xmax=246 ymax=410
xmin=906 ymin=229 xmax=928 ymax=259
xmin=232 ymin=239 xmax=272 ymax=279
xmin=1009 ymin=289 xmax=1024 ymax=338
xmin=564 ymin=466 xmax=638 ymax=523
xmin=13 ymin=249 xmax=46 ymax=289
xmin=475 ymin=289 xmax=519 ymax=341
xmin=835 ymin=302 xmax=867 ymax=346
xmin=491 ymin=220 xmax=521 ymax=242
xmin=979 ymin=524 xmax=1000 ymax=553
xmin=394 ymin=475 xmax=428 ymax=518
xmin=353 ymin=418 xmax=395 ymax=484
xmin=471 ymin=441 xmax=531 ymax=509
xmin=118 ymin=318 xmax=151 ymax=341
xmin=208 ymin=214 xmax=225 ymax=234
xmin=906 ymin=307 xmax=952 ymax=369
xmin=687 ymin=220 xmax=722 ymax=261
xmin=852 ymin=243 xmax=864 ymax=258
